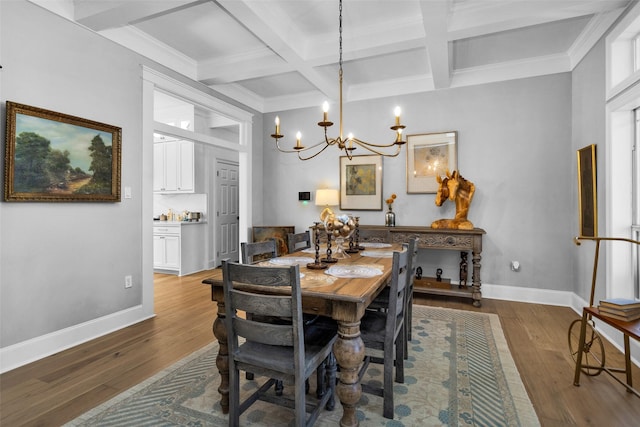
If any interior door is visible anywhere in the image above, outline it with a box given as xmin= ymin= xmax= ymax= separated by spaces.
xmin=216 ymin=161 xmax=239 ymax=265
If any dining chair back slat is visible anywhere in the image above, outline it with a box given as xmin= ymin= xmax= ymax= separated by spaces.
xmin=241 ymin=239 xmax=277 ymax=264
xmin=288 ymin=231 xmax=312 ymax=253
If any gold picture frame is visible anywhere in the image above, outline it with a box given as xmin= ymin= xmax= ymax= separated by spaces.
xmin=406 ymin=131 xmax=457 ymax=193
xmin=4 ymin=101 xmax=122 ymax=202
xmin=577 ymin=144 xmax=597 ymax=237
xmin=339 ymin=154 xmax=383 ymax=210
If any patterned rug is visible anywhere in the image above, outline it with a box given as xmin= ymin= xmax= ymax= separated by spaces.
xmin=66 ymin=306 xmax=539 ymax=426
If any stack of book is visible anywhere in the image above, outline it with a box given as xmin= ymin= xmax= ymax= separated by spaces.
xmin=598 ymin=298 xmax=640 ymax=322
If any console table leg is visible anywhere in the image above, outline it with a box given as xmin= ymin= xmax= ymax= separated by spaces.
xmin=471 ymin=251 xmax=482 ymax=307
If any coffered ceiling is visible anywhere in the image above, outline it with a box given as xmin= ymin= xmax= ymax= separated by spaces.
xmin=36 ymin=0 xmax=631 ymax=113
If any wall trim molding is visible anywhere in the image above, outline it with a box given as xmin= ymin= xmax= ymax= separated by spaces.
xmin=0 ymin=306 xmax=154 ymax=374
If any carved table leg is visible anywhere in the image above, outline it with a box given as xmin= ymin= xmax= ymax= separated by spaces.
xmin=213 ymin=301 xmax=229 ymax=414
xmin=334 ymin=320 xmax=364 ymax=427
xmin=471 ymin=251 xmax=482 ymax=307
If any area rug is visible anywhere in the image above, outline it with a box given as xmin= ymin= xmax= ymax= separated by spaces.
xmin=65 ymin=306 xmax=540 ymax=426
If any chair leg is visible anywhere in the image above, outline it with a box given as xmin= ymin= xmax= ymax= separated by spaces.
xmin=246 ymin=372 xmax=254 ymax=380
xmin=229 ymin=367 xmax=241 ymax=427
xmin=383 ymin=350 xmax=394 ymax=419
xmin=325 ymin=352 xmax=337 ymax=411
xmin=275 ymin=379 xmax=284 ymax=396
xmin=316 ymin=359 xmax=327 ymax=399
xmin=395 ymin=327 xmax=405 ymax=384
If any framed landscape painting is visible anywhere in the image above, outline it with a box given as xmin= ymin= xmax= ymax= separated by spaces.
xmin=339 ymin=154 xmax=383 ymax=210
xmin=406 ymin=131 xmax=457 ymax=193
xmin=4 ymin=101 xmax=121 ymax=202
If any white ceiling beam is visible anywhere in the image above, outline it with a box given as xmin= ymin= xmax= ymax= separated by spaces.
xmin=198 ymin=48 xmax=291 ymax=84
xmin=420 ymin=0 xmax=451 ymax=89
xmin=74 ymin=0 xmax=200 ymax=31
xmin=217 ymin=0 xmax=338 ymax=100
xmin=448 ymin=0 xmax=629 ymax=41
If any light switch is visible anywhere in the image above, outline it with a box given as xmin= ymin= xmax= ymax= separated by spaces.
xmin=124 ymin=186 xmax=132 ymax=199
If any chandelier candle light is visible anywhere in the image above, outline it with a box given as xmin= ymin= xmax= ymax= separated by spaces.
xmin=270 ymin=0 xmax=407 ymax=161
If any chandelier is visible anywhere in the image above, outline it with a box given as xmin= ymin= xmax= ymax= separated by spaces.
xmin=269 ymin=0 xmax=406 ymax=161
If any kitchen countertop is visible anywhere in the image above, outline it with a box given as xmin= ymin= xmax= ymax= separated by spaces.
xmin=153 ymin=220 xmax=207 ymax=225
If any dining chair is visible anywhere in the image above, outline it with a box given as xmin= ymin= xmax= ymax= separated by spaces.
xmin=358 ymin=248 xmax=408 ymax=419
xmin=240 ymin=238 xmax=278 ymax=382
xmin=358 ymin=228 xmax=391 ymax=243
xmin=288 ymin=231 xmax=311 ymax=253
xmin=222 ymin=261 xmax=338 ymax=427
xmin=241 ymin=238 xmax=277 ymax=264
xmin=366 ymin=238 xmax=417 ymax=359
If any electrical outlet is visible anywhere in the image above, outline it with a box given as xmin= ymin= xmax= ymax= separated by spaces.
xmin=125 ymin=275 xmax=133 ymax=288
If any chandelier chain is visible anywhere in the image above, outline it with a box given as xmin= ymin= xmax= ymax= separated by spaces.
xmin=268 ymin=0 xmax=406 ymax=160
xmin=339 ymin=0 xmax=343 ymax=79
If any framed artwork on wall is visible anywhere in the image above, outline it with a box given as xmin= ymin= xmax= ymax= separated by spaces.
xmin=406 ymin=131 xmax=457 ymax=193
xmin=4 ymin=101 xmax=122 ymax=202
xmin=577 ymin=144 xmax=597 ymax=237
xmin=252 ymin=226 xmax=295 ymax=257
xmin=339 ymin=154 xmax=383 ymax=210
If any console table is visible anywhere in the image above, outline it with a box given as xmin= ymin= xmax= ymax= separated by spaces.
xmin=359 ymin=225 xmax=486 ymax=306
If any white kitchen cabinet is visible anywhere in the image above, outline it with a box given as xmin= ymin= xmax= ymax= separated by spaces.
xmin=153 ymin=222 xmax=206 ymax=276
xmin=153 ymin=140 xmax=194 ymax=193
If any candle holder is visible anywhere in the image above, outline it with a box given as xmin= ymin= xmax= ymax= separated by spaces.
xmin=354 ymin=216 xmax=365 ymax=250
xmin=345 ymin=218 xmax=360 ymax=254
xmin=307 ymin=222 xmax=328 ymax=270
xmin=321 ymin=229 xmax=338 ymax=264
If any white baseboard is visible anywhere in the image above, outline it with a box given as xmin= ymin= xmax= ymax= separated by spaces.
xmin=484 ymin=283 xmax=640 ymax=368
xmin=0 ymin=305 xmax=155 ymax=374
xmin=482 ymin=283 xmax=575 ymax=307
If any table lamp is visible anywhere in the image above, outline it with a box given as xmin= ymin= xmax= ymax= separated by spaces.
xmin=315 ymin=189 xmax=339 ymax=208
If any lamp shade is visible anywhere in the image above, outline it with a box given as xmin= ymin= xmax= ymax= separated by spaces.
xmin=315 ymin=189 xmax=339 ymax=206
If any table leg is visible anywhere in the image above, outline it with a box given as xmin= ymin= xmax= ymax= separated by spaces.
xmin=333 ymin=320 xmax=364 ymax=427
xmin=471 ymin=250 xmax=482 ymax=307
xmin=212 ymin=301 xmax=229 ymax=414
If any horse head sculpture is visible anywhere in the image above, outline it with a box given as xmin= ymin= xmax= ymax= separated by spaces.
xmin=431 ymin=170 xmax=475 ymax=230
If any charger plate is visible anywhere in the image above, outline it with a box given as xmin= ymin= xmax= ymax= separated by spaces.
xmin=325 ymin=265 xmax=383 ymax=278
xmin=360 ymin=250 xmax=395 ymax=258
xmin=359 ymin=242 xmax=392 ymax=248
xmin=269 ymin=257 xmax=314 ymax=266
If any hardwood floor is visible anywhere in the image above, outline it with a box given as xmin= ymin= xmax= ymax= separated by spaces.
xmin=2 ymin=270 xmax=639 ymax=426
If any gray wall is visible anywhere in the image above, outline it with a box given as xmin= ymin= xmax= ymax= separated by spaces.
xmin=262 ymin=74 xmax=575 ymax=291
xmin=571 ymin=38 xmax=607 ymax=303
xmin=0 ymin=1 xmax=263 ymax=358
xmin=1 ymin=1 xmax=145 ymax=347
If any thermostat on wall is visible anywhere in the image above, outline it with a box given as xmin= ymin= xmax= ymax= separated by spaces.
xmin=299 ymin=191 xmax=311 ymax=201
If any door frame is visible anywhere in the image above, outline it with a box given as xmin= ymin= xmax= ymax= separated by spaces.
xmin=143 ymin=67 xmax=253 ymax=317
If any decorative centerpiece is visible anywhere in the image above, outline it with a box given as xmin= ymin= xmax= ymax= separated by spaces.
xmin=320 ymin=207 xmax=356 ymax=259
xmin=431 ymin=170 xmax=475 ymax=230
xmin=384 ymin=193 xmax=397 ymax=227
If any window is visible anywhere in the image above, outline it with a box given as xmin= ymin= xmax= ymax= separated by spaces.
xmin=606 ymin=2 xmax=640 ymax=300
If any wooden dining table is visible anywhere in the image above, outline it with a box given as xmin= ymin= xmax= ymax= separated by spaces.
xmin=202 ymin=243 xmax=401 ymax=427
